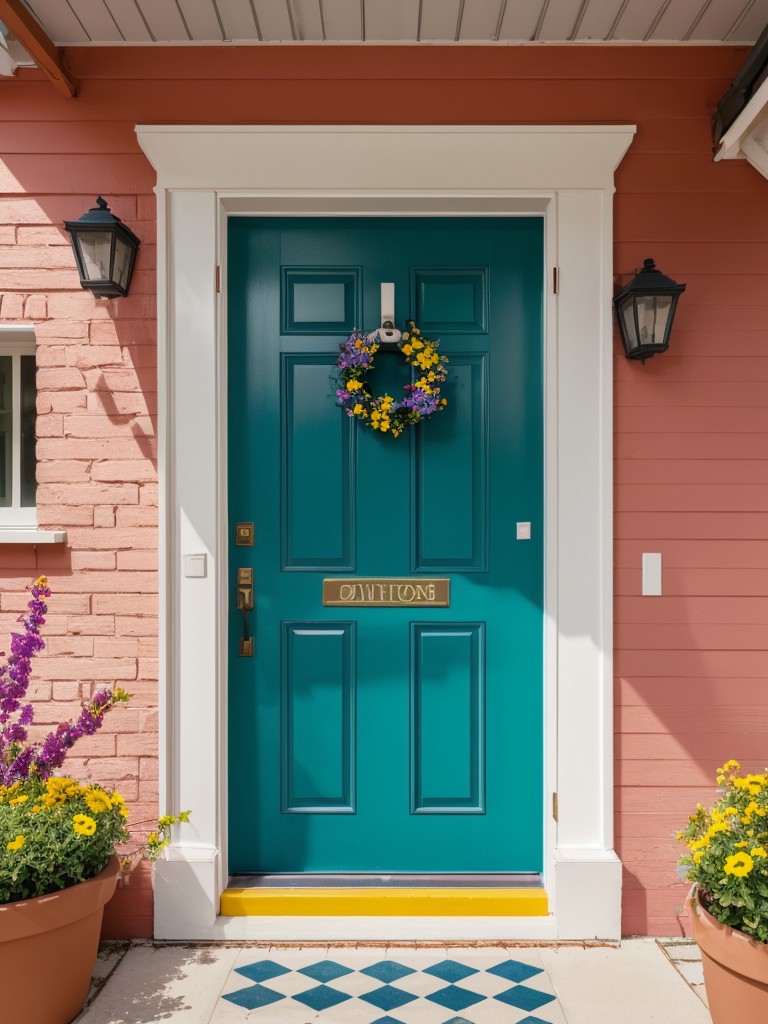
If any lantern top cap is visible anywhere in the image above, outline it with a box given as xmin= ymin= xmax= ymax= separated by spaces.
xmin=64 ymin=197 xmax=140 ymax=246
xmin=618 ymin=257 xmax=686 ymax=297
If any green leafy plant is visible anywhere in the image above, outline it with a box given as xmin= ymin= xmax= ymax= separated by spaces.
xmin=678 ymin=759 xmax=768 ymax=942
xmin=0 ymin=775 xmax=129 ymax=902
xmin=117 ymin=810 xmax=191 ymax=880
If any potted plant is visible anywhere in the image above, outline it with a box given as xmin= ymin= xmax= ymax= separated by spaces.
xmin=0 ymin=576 xmax=183 ymax=1024
xmin=677 ymin=759 xmax=768 ymax=1020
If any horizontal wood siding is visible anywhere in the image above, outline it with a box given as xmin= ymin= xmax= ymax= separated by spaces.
xmin=0 ymin=43 xmax=762 ymax=937
xmin=610 ymin=41 xmax=768 ymax=928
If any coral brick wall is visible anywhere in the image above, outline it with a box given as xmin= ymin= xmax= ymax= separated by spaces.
xmin=0 ymin=195 xmax=158 ymax=936
xmin=1 ymin=43 xmax=766 ymax=937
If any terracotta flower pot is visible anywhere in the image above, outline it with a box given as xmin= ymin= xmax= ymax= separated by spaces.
xmin=692 ymin=888 xmax=768 ymax=1022
xmin=0 ymin=855 xmax=120 ymax=1024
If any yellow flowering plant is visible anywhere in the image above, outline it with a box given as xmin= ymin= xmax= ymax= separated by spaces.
xmin=0 ymin=776 xmax=130 ymax=903
xmin=677 ymin=760 xmax=768 ymax=942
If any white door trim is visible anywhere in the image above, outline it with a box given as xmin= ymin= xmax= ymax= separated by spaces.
xmin=138 ymin=124 xmax=635 ymax=941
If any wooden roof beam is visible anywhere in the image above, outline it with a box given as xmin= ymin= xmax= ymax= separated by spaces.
xmin=0 ymin=0 xmax=76 ymax=98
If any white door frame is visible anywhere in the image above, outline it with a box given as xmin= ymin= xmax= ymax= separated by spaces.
xmin=137 ymin=125 xmax=635 ymax=941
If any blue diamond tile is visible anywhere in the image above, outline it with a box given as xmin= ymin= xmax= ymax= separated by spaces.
xmin=495 ymin=985 xmax=556 ymax=1012
xmin=298 ymin=960 xmax=354 ymax=983
xmin=361 ymin=961 xmax=416 ymax=983
xmin=360 ymin=985 xmax=419 ymax=1011
xmin=371 ymin=1018 xmax=408 ymax=1024
xmin=294 ymin=984 xmax=352 ymax=1011
xmin=427 ymin=985 xmax=486 ymax=1012
xmin=442 ymin=1018 xmax=475 ymax=1024
xmin=518 ymin=1017 xmax=557 ymax=1024
xmin=424 ymin=960 xmax=479 ymax=983
xmin=234 ymin=959 xmax=291 ymax=983
xmin=487 ymin=959 xmax=543 ymax=984
xmin=222 ymin=985 xmax=286 ymax=1010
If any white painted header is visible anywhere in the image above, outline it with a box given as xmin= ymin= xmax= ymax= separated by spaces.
xmin=137 ymin=124 xmax=636 ymax=191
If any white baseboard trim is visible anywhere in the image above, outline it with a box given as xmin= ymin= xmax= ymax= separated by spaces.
xmin=154 ymin=913 xmax=559 ymax=942
xmin=554 ymin=849 xmax=623 ymax=941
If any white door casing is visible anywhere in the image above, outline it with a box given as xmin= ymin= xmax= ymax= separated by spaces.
xmin=136 ymin=125 xmax=635 ymax=941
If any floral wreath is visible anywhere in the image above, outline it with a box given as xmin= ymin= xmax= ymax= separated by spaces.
xmin=335 ymin=320 xmax=448 ymax=438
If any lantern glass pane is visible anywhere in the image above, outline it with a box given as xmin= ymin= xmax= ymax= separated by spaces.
xmin=113 ymin=237 xmax=133 ymax=291
xmin=635 ymin=294 xmax=672 ymax=348
xmin=618 ymin=296 xmax=639 ymax=353
xmin=79 ymin=230 xmax=113 ymax=281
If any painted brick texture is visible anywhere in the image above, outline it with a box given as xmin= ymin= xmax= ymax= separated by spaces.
xmin=0 ymin=44 xmax=765 ymax=938
xmin=0 ymin=71 xmax=158 ymax=935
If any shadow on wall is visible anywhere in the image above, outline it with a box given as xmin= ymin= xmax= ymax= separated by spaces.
xmin=102 ymin=860 xmax=154 ymax=940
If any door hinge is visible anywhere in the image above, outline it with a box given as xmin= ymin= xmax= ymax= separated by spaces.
xmin=552 ymin=267 xmax=559 ymax=294
xmin=552 ymin=792 xmax=558 ymax=822
xmin=215 ymin=265 xmax=221 ymax=293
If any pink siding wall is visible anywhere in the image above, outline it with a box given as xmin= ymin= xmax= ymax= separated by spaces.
xmin=0 ymin=43 xmax=765 ymax=937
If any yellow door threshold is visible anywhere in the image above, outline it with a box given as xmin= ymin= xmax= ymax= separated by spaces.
xmin=220 ymin=887 xmax=548 ymax=917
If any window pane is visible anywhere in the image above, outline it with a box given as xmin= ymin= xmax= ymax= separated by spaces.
xmin=0 ymin=356 xmax=11 ymax=507
xmin=20 ymin=355 xmax=36 ymax=507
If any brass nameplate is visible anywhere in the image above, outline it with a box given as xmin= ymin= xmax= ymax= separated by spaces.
xmin=323 ymin=578 xmax=450 ymax=607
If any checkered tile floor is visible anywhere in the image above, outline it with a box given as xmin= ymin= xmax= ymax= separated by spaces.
xmin=214 ymin=950 xmax=566 ymax=1023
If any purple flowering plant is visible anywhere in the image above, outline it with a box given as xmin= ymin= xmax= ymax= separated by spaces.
xmin=335 ymin=320 xmax=448 ymax=438
xmin=0 ymin=576 xmax=133 ymax=902
xmin=0 ymin=576 xmax=129 ymax=785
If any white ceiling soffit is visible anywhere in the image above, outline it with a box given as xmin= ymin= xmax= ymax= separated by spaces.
xmin=20 ymin=0 xmax=768 ymax=45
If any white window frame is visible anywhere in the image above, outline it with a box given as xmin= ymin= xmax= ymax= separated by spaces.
xmin=0 ymin=325 xmax=65 ymax=544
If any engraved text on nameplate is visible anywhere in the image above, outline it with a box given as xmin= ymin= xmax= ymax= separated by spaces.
xmin=323 ymin=578 xmax=450 ymax=607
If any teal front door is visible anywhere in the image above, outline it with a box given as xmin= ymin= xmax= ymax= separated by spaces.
xmin=228 ymin=217 xmax=543 ymax=874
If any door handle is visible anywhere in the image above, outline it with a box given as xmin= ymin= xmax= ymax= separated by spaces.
xmin=237 ymin=568 xmax=254 ymax=657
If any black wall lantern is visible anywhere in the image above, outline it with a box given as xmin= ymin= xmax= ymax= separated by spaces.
xmin=64 ymin=197 xmax=140 ymax=298
xmin=614 ymin=258 xmax=686 ymax=362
